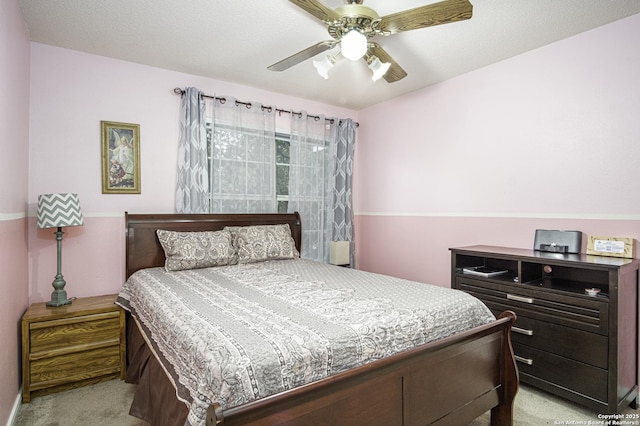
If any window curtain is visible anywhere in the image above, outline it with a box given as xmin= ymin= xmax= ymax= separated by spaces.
xmin=327 ymin=119 xmax=357 ymax=265
xmin=207 ymin=97 xmax=277 ymax=213
xmin=288 ymin=112 xmax=328 ymax=262
xmin=288 ymin=114 xmax=356 ymax=263
xmin=175 ymin=87 xmax=356 ymax=263
xmin=175 ymin=87 xmax=209 ymax=213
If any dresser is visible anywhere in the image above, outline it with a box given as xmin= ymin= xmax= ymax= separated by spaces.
xmin=450 ymin=245 xmax=639 ymax=414
xmin=21 ymin=294 xmax=126 ymax=402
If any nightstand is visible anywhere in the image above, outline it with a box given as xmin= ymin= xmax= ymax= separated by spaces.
xmin=21 ymin=294 xmax=126 ymax=402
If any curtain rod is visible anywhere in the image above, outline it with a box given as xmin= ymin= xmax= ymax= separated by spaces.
xmin=173 ymin=88 xmax=357 ymax=127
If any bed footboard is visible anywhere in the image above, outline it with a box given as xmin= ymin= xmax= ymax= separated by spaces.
xmin=206 ymin=311 xmax=518 ymax=426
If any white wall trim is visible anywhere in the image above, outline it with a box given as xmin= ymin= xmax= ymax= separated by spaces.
xmin=6 ymin=389 xmax=21 ymax=426
xmin=2 ymin=212 xmax=127 ymax=221
xmin=0 ymin=213 xmax=26 ymax=221
xmin=10 ymin=210 xmax=640 ymax=221
xmin=24 ymin=211 xmax=128 ymax=219
xmin=354 ymin=211 xmax=640 ymax=221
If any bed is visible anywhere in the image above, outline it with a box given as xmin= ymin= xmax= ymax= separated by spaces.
xmin=117 ymin=212 xmax=518 ymax=426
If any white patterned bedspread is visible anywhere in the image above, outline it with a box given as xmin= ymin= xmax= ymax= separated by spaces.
xmin=117 ymin=258 xmax=494 ymax=426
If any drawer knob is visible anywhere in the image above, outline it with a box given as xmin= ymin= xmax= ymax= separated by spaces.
xmin=515 ymin=355 xmax=534 ymax=365
xmin=507 ymin=294 xmax=534 ymax=304
xmin=512 ymin=326 xmax=534 ymax=336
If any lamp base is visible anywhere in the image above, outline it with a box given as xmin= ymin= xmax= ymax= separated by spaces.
xmin=47 ymin=289 xmax=72 ymax=307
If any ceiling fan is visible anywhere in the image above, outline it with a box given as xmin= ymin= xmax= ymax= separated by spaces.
xmin=268 ymin=0 xmax=473 ymax=83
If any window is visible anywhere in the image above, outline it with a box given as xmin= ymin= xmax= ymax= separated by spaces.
xmin=275 ymin=133 xmax=290 ymax=213
xmin=178 ymin=92 xmax=354 ymax=262
xmin=206 ymin=120 xmax=290 ymax=213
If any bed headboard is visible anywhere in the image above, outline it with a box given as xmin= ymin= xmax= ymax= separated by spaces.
xmin=124 ymin=212 xmax=302 ymax=279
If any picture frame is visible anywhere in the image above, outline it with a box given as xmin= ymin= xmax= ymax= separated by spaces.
xmin=101 ymin=121 xmax=141 ymax=194
xmin=586 ymin=235 xmax=635 ymax=259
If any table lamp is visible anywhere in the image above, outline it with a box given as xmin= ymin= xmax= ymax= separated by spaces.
xmin=37 ymin=193 xmax=84 ymax=307
xmin=329 ymin=240 xmax=351 ymax=266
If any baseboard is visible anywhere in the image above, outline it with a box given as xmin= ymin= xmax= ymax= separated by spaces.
xmin=6 ymin=388 xmax=21 ymax=426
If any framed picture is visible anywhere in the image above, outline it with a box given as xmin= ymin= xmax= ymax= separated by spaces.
xmin=101 ymin=121 xmax=141 ymax=194
xmin=586 ymin=235 xmax=635 ymax=258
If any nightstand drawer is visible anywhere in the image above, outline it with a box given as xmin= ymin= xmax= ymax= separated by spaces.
xmin=30 ymin=312 xmax=121 ymax=353
xmin=30 ymin=345 xmax=121 ymax=390
xmin=514 ymin=343 xmax=608 ymax=403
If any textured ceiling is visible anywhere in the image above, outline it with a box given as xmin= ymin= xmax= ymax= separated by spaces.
xmin=18 ymin=0 xmax=640 ymax=110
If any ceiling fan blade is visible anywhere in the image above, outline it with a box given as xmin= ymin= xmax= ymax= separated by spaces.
xmin=268 ymin=41 xmax=336 ymax=72
xmin=378 ymin=0 xmax=472 ymax=35
xmin=368 ymin=43 xmax=407 ymax=83
xmin=288 ymin=0 xmax=341 ymax=23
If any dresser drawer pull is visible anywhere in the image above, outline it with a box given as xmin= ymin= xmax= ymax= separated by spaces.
xmin=506 ymin=294 xmax=534 ymax=304
xmin=515 ymin=355 xmax=534 ymax=365
xmin=512 ymin=326 xmax=534 ymax=336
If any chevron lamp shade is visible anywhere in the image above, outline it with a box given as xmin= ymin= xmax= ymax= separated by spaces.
xmin=37 ymin=193 xmax=84 ymax=229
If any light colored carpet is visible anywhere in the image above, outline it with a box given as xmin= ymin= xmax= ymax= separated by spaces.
xmin=14 ymin=380 xmax=147 ymax=426
xmin=14 ymin=379 xmax=639 ymax=425
xmin=470 ymin=384 xmax=638 ymax=426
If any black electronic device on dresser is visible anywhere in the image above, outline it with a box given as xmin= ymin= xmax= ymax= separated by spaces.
xmin=450 ymin=245 xmax=640 ymax=414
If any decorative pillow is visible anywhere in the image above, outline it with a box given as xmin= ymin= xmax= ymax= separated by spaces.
xmin=156 ymin=229 xmax=236 ymax=271
xmin=225 ymin=224 xmax=299 ymax=264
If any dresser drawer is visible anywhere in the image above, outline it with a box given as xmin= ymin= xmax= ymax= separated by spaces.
xmin=457 ymin=277 xmax=608 ymax=335
xmin=481 ymin=300 xmax=608 ymax=368
xmin=514 ymin=343 xmax=608 ymax=403
xmin=29 ymin=312 xmax=121 ymax=353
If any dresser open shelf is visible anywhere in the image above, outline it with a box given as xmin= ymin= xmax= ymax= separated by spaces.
xmin=451 ymin=245 xmax=639 ymax=414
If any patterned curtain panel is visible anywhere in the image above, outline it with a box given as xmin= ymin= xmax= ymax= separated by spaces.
xmin=209 ymin=97 xmax=276 ymax=213
xmin=175 ymin=88 xmax=356 ymax=263
xmin=288 ymin=112 xmax=329 ymax=262
xmin=175 ymin=87 xmax=209 ymax=213
xmin=327 ymin=119 xmax=357 ymax=265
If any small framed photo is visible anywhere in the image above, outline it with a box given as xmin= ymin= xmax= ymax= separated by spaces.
xmin=101 ymin=121 xmax=140 ymax=194
xmin=586 ymin=236 xmax=635 ymax=258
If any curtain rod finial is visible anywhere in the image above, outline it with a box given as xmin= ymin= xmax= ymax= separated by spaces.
xmin=173 ymin=87 xmax=184 ymax=96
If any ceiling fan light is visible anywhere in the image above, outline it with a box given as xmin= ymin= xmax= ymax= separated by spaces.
xmin=312 ymin=55 xmax=335 ymax=79
xmin=341 ymin=30 xmax=367 ymax=61
xmin=368 ymin=56 xmax=391 ymax=81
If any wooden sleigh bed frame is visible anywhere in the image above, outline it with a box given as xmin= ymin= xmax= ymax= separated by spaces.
xmin=123 ymin=212 xmax=519 ymax=426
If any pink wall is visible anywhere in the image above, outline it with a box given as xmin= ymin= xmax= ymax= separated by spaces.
xmin=356 ymin=215 xmax=640 ymax=288
xmin=354 ymin=14 xmax=640 ymax=286
xmin=27 ymin=43 xmax=358 ymax=303
xmin=0 ymin=0 xmax=30 ymax=212
xmin=29 ymin=217 xmax=125 ymax=300
xmin=0 ymin=0 xmax=31 ymax=423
